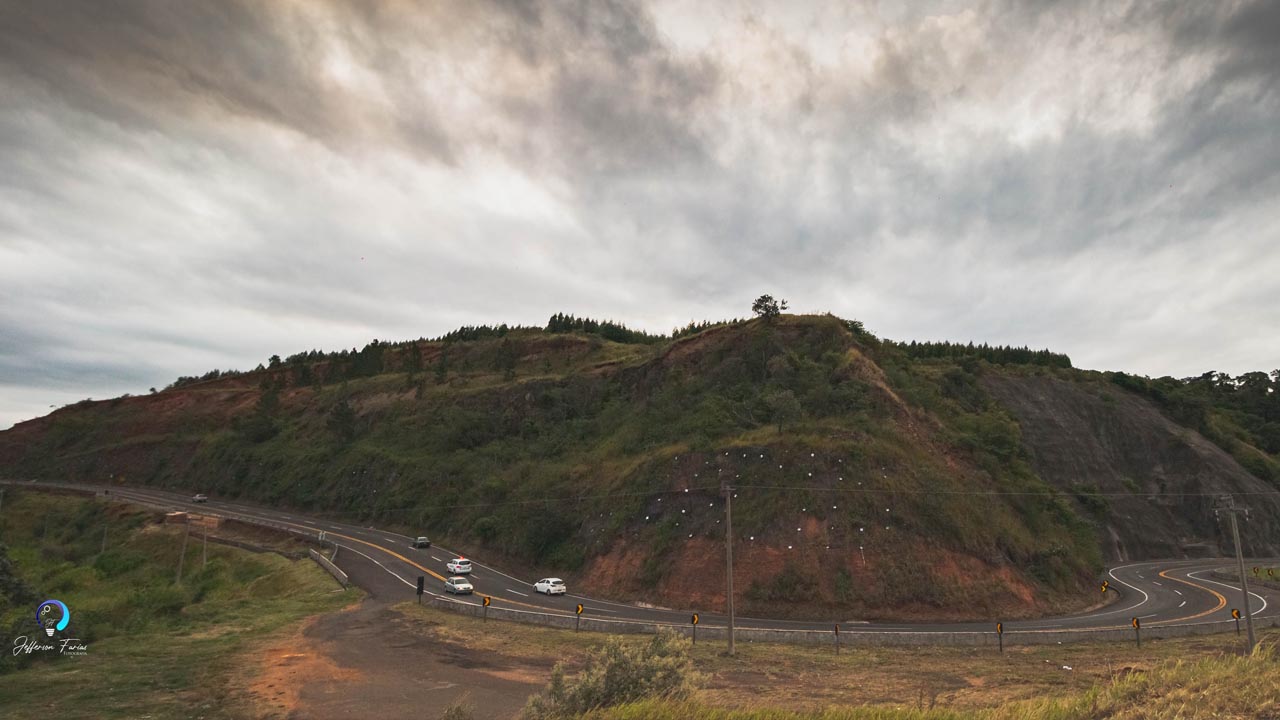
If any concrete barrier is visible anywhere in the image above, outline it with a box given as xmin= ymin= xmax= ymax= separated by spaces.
xmin=423 ymin=594 xmax=1279 ymax=648
xmin=309 ymin=548 xmax=349 ymax=589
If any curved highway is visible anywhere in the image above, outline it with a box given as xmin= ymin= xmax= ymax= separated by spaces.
xmin=26 ymin=482 xmax=1280 ymax=637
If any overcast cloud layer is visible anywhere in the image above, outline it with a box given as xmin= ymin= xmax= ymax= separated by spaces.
xmin=2 ymin=0 xmax=1278 ymax=429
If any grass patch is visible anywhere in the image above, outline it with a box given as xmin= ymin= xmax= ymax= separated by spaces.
xmin=0 ymin=490 xmax=357 ymax=719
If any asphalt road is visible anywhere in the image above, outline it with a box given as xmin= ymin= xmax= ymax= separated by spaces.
xmin=22 ymin=481 xmax=1280 ymax=636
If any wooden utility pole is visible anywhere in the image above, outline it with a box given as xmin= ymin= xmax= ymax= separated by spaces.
xmin=1216 ymin=495 xmax=1256 ymax=654
xmin=724 ymin=480 xmax=736 ymax=656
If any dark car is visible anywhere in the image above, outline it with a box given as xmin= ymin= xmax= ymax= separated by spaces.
xmin=411 ymin=536 xmax=431 ymax=548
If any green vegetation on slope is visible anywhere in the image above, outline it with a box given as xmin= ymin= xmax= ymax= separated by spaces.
xmin=0 ymin=490 xmax=353 ymax=718
xmin=1110 ymin=370 xmax=1280 ymax=485
xmin=1 ymin=314 xmax=1104 ymax=620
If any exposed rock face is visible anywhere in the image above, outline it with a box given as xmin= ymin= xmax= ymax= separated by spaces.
xmin=984 ymin=374 xmax=1280 ymax=560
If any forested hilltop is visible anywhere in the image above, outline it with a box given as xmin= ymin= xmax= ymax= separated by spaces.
xmin=2 ymin=310 xmax=1277 ymax=621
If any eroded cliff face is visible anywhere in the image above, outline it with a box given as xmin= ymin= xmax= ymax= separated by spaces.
xmin=984 ymin=374 xmax=1280 ymax=560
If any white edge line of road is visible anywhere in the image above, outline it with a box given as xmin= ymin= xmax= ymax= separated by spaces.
xmin=1187 ymin=570 xmax=1269 ymax=616
xmin=507 ymin=589 xmax=529 ymax=597
xmin=1101 ymin=563 xmax=1152 ymax=616
xmin=334 ymin=543 xmax=415 ymax=589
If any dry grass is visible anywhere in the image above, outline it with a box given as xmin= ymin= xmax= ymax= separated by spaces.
xmin=396 ymin=602 xmax=1280 ymax=717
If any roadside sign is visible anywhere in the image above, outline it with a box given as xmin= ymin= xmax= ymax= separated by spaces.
xmin=1253 ymin=567 xmax=1260 ymax=576
xmin=416 ymin=576 xmax=425 ymax=596
xmin=1132 ymin=617 xmax=1140 ymax=629
xmin=1101 ymin=581 xmax=1109 ymax=593
xmin=1232 ymin=608 xmax=1242 ymax=635
xmin=691 ymin=613 xmax=699 ymax=625
xmin=996 ymin=622 xmax=1003 ymax=635
xmin=483 ymin=596 xmax=491 ymax=607
xmin=1269 ymin=569 xmax=1276 ymax=578
xmin=1132 ymin=617 xmax=1141 ymax=648
xmin=576 ymin=603 xmax=584 ymax=615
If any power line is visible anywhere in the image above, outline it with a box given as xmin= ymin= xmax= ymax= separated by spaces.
xmin=732 ymin=484 xmax=1280 ymax=498
xmin=302 ymin=482 xmax=1279 ymax=519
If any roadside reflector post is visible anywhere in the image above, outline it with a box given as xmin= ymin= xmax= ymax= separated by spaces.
xmin=416 ymin=575 xmax=425 ymax=605
xmin=834 ymin=624 xmax=840 ymax=655
xmin=576 ymin=603 xmax=584 ymax=632
xmin=1232 ymin=608 xmax=1241 ymax=635
xmin=691 ymin=613 xmax=698 ymax=645
xmin=483 ymin=595 xmax=491 ymax=622
xmin=1132 ymin=617 xmax=1140 ymax=648
xmin=996 ymin=622 xmax=1003 ymax=653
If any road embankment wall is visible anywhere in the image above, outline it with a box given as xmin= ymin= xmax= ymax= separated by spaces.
xmin=309 ymin=548 xmax=349 ymax=589
xmin=425 ymin=595 xmax=1276 ymax=647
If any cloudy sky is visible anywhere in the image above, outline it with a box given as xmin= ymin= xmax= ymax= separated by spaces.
xmin=1 ymin=1 xmax=1277 ymax=429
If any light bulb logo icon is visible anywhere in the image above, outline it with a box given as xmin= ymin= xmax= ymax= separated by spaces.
xmin=36 ymin=599 xmax=69 ymax=638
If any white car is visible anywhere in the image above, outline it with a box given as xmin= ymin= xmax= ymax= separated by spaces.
xmin=535 ymin=578 xmax=567 ymax=595
xmin=446 ymin=557 xmax=472 ymax=574
xmin=444 ymin=576 xmax=473 ymax=594
xmin=191 ymin=494 xmax=208 ymax=503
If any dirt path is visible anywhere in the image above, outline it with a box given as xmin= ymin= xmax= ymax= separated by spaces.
xmin=248 ymin=551 xmax=546 ymax=719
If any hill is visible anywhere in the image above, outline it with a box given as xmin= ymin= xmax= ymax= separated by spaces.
xmin=2 ymin=314 xmax=1277 ymax=621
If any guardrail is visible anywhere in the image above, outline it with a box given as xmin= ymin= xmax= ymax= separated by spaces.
xmin=309 ymin=548 xmax=349 ymax=589
xmin=422 ymin=593 xmax=1270 ymax=647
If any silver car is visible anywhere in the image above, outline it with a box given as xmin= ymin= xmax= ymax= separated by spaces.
xmin=444 ymin=576 xmax=473 ymax=594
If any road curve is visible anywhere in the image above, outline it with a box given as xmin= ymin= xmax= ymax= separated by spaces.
xmin=14 ymin=481 xmax=1280 ymax=636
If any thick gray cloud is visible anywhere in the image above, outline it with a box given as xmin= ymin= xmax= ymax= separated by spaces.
xmin=1 ymin=0 xmax=1278 ymax=429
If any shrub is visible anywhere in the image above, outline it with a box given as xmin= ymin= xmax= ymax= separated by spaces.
xmin=523 ymin=631 xmax=698 ymax=719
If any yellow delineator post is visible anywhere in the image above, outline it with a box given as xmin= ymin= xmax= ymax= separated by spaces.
xmin=1132 ymin=617 xmax=1141 ymax=648
xmin=483 ymin=595 xmax=491 ymax=623
xmin=691 ymin=613 xmax=699 ymax=645
xmin=576 ymin=603 xmax=584 ymax=632
xmin=996 ymin=622 xmax=1003 ymax=653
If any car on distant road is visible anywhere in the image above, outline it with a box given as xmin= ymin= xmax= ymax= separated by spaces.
xmin=411 ymin=536 xmax=431 ymax=548
xmin=446 ymin=557 xmax=472 ymax=574
xmin=444 ymin=576 xmax=473 ymax=594
xmin=534 ymin=578 xmax=567 ymax=595
xmin=191 ymin=494 xmax=208 ymax=503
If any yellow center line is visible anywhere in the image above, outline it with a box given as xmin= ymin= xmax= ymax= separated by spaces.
xmin=208 ymin=508 xmax=575 ymax=616
xmin=1151 ymin=568 xmax=1226 ymax=624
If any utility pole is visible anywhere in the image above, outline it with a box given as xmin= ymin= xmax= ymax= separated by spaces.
xmin=723 ymin=479 xmax=736 ymax=656
xmin=1215 ymin=495 xmax=1256 ymax=654
xmin=176 ymin=523 xmax=191 ymax=584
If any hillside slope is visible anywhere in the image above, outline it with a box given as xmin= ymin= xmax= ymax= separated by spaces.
xmin=985 ymin=373 xmax=1280 ymax=560
xmin=1 ymin=315 xmax=1272 ymax=620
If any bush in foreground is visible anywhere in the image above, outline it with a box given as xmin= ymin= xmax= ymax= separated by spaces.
xmin=523 ymin=630 xmax=699 ymax=719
